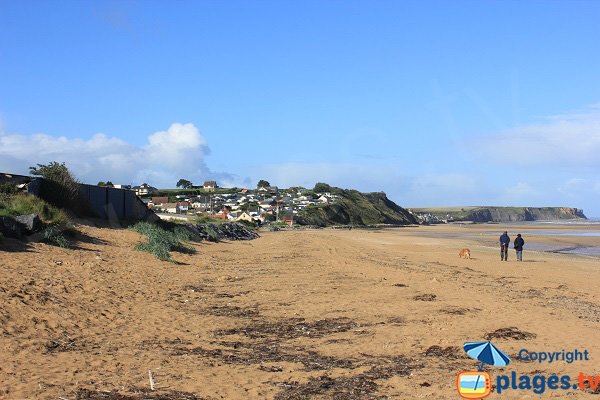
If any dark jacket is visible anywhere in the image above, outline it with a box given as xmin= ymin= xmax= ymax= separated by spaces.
xmin=500 ymin=233 xmax=510 ymax=246
xmin=514 ymin=237 xmax=525 ymax=251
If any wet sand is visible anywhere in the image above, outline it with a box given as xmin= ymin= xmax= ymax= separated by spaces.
xmin=1 ymin=223 xmax=599 ymax=399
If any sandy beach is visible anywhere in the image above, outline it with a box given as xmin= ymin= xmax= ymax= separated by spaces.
xmin=1 ymin=223 xmax=599 ymax=399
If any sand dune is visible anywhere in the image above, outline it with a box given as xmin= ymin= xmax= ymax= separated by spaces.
xmin=1 ymin=224 xmax=599 ymax=399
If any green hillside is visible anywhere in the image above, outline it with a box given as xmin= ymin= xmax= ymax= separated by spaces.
xmin=297 ymin=187 xmax=417 ymax=226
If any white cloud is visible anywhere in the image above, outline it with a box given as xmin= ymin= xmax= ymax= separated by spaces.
xmin=0 ymin=123 xmax=238 ymax=188
xmin=480 ymin=104 xmax=600 ymax=167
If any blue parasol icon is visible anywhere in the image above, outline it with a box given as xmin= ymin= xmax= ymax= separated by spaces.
xmin=464 ymin=341 xmax=511 ymax=369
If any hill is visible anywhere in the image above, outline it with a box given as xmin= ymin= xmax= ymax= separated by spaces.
xmin=409 ymin=206 xmax=587 ymax=223
xmin=297 ymin=188 xmax=417 ymax=226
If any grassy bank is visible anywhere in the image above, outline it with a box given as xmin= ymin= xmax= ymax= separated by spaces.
xmin=0 ymin=193 xmax=69 ymax=225
xmin=0 ymin=193 xmax=72 ymax=247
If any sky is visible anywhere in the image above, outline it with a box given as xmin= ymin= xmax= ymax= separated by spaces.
xmin=1 ymin=0 xmax=599 ymax=216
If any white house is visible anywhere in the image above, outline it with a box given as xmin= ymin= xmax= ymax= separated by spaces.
xmin=318 ymin=195 xmax=330 ymax=204
xmin=203 ymin=181 xmax=217 ymax=191
xmin=235 ymin=212 xmax=255 ymax=223
xmin=132 ymin=183 xmax=157 ymax=196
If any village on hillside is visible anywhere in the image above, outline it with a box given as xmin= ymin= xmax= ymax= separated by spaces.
xmin=98 ymin=180 xmax=338 ymax=225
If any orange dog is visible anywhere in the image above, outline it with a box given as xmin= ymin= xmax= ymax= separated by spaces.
xmin=458 ymin=248 xmax=471 ymax=259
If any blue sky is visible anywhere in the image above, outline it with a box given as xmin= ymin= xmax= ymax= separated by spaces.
xmin=1 ymin=0 xmax=599 ymax=216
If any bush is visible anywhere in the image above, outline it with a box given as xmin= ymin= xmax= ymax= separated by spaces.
xmin=29 ymin=161 xmax=94 ymax=216
xmin=237 ymin=219 xmax=257 ymax=229
xmin=0 ymin=182 xmax=19 ymax=195
xmin=131 ymin=222 xmax=196 ymax=262
xmin=194 ymin=214 xmax=227 ymax=225
xmin=41 ymin=225 xmax=70 ymax=248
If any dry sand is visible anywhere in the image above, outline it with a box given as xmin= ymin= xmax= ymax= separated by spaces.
xmin=1 ymin=223 xmax=599 ymax=399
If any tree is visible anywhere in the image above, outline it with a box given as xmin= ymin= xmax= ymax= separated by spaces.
xmin=30 ymin=162 xmax=76 ymax=183
xmin=29 ymin=161 xmax=81 ymax=210
xmin=314 ymin=182 xmax=332 ymax=193
xmin=176 ymin=179 xmax=193 ymax=189
xmin=257 ymin=179 xmax=270 ymax=189
xmin=106 ymin=181 xmax=114 ymax=187
xmin=97 ymin=181 xmax=106 ymax=187
xmin=97 ymin=181 xmax=114 ymax=187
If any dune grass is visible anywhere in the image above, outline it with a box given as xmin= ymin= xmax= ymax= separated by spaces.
xmin=0 ymin=193 xmax=72 ymax=248
xmin=131 ymin=221 xmax=196 ymax=262
xmin=0 ymin=193 xmax=69 ymax=226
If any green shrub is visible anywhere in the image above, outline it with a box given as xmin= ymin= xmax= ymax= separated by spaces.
xmin=271 ymin=221 xmax=288 ymax=228
xmin=41 ymin=225 xmax=70 ymax=248
xmin=194 ymin=214 xmax=227 ymax=225
xmin=0 ymin=182 xmax=19 ymax=195
xmin=131 ymin=222 xmax=196 ymax=262
xmin=237 ymin=219 xmax=257 ymax=229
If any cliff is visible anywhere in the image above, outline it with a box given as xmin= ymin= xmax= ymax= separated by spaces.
xmin=410 ymin=206 xmax=586 ymax=223
xmin=297 ymin=189 xmax=417 ymax=226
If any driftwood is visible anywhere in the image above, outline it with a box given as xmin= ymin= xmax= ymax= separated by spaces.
xmin=148 ymin=369 xmax=156 ymax=391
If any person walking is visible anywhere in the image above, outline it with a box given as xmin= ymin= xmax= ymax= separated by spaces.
xmin=499 ymin=231 xmax=510 ymax=261
xmin=514 ymin=234 xmax=525 ymax=261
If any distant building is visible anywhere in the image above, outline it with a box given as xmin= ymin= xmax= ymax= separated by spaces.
xmin=203 ymin=181 xmax=217 ymax=191
xmin=177 ymin=201 xmax=190 ymax=213
xmin=161 ymin=203 xmax=177 ymax=213
xmin=235 ymin=212 xmax=254 ymax=223
xmin=160 ymin=201 xmax=189 ymax=214
xmin=132 ymin=183 xmax=157 ymax=196
xmin=281 ymin=214 xmax=294 ymax=226
xmin=257 ymin=185 xmax=278 ymax=194
xmin=151 ymin=196 xmax=169 ymax=206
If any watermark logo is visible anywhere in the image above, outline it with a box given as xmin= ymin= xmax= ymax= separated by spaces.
xmin=457 ymin=341 xmax=510 ymax=399
xmin=456 ymin=343 xmax=596 ymax=397
xmin=456 ymin=371 xmax=492 ymax=399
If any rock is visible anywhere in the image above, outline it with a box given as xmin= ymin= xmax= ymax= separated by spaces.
xmin=14 ymin=214 xmax=42 ymax=233
xmin=188 ymin=222 xmax=260 ymax=242
xmin=0 ymin=216 xmax=25 ymax=239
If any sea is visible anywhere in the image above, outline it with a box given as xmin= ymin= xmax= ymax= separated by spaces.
xmin=507 ymin=219 xmax=600 ymax=257
xmin=415 ymin=219 xmax=600 ymax=258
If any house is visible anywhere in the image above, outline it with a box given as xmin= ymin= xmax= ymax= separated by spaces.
xmin=132 ymin=183 xmax=157 ymax=196
xmin=281 ymin=214 xmax=294 ymax=226
xmin=151 ymin=196 xmax=169 ymax=206
xmin=213 ymin=208 xmax=231 ymax=220
xmin=161 ymin=203 xmax=178 ymax=213
xmin=318 ymin=195 xmax=330 ymax=204
xmin=203 ymin=181 xmax=217 ymax=191
xmin=159 ymin=201 xmax=189 ymax=214
xmin=177 ymin=201 xmax=190 ymax=212
xmin=235 ymin=212 xmax=254 ymax=223
xmin=257 ymin=185 xmax=278 ymax=194
xmin=113 ymin=184 xmax=131 ymax=190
